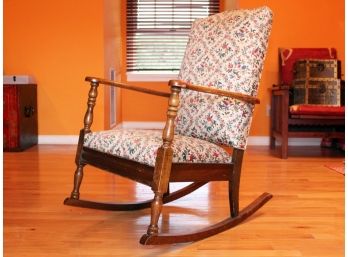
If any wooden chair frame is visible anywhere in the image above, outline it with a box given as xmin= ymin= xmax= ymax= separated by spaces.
xmin=64 ymin=76 xmax=272 ymax=245
xmin=270 ymin=86 xmax=345 ymax=159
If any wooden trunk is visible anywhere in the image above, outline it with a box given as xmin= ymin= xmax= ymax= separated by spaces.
xmin=294 ymin=59 xmax=341 ymax=80
xmin=279 ymin=48 xmax=337 ymax=85
xmin=3 ymin=84 xmax=38 ymax=151
xmin=292 ymin=78 xmax=341 ymax=106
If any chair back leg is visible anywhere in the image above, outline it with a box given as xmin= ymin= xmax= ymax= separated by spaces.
xmin=229 ymin=148 xmax=244 ymax=217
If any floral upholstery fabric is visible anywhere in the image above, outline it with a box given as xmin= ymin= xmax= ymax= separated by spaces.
xmin=84 ymin=129 xmax=231 ymax=167
xmin=175 ymin=7 xmax=273 ymax=149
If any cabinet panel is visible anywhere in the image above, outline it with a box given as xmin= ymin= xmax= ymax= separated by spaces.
xmin=3 ymin=84 xmax=38 ymax=151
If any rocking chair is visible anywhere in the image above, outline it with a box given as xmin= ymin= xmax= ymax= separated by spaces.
xmin=64 ymin=7 xmax=273 ymax=245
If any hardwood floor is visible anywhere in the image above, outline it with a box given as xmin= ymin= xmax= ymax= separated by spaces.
xmin=4 ymin=145 xmax=344 ymax=257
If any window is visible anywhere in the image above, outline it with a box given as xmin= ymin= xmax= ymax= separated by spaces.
xmin=126 ymin=0 xmax=220 ymax=78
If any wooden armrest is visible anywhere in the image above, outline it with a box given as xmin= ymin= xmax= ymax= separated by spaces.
xmin=85 ymin=76 xmax=170 ymax=98
xmin=169 ymin=80 xmax=260 ymax=104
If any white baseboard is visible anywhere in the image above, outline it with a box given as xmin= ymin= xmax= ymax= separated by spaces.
xmin=117 ymin=121 xmax=166 ymax=129
xmin=247 ymin=136 xmax=321 ymax=146
xmin=39 ymin=135 xmax=79 ymax=145
xmin=287 ymin=138 xmax=322 ymax=146
xmin=39 ymin=122 xmax=321 ymax=146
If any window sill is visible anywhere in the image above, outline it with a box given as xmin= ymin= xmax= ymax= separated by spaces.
xmin=126 ymin=72 xmax=179 ymax=82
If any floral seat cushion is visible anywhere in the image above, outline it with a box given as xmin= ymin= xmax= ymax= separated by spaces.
xmin=83 ymin=129 xmax=231 ymax=167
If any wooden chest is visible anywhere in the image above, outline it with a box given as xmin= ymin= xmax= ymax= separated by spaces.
xmin=279 ymin=48 xmax=337 ymax=85
xmin=3 ymin=84 xmax=38 ymax=151
xmin=292 ymin=78 xmax=341 ymax=106
xmin=294 ymin=59 xmax=341 ymax=80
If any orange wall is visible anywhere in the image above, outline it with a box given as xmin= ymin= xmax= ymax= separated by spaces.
xmin=104 ymin=0 xmax=120 ymax=128
xmin=4 ymin=0 xmax=105 ymax=135
xmin=121 ymin=82 xmax=169 ymax=122
xmin=120 ymin=0 xmax=345 ymax=136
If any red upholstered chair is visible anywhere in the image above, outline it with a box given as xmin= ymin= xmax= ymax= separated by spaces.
xmin=271 ymin=48 xmax=345 ymax=159
xmin=270 ymin=94 xmax=345 ymax=159
xmin=64 ymin=7 xmax=273 ymax=244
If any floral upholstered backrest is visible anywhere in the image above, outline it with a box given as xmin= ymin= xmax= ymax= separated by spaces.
xmin=175 ymin=6 xmax=273 ymax=149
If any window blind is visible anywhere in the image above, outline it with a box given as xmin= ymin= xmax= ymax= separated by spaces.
xmin=126 ymin=0 xmax=220 ymax=72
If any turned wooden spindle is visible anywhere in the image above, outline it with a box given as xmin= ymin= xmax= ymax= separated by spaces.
xmin=147 ymin=82 xmax=181 ymax=235
xmin=70 ymin=164 xmax=85 ymax=199
xmin=83 ymin=79 xmax=99 ymax=133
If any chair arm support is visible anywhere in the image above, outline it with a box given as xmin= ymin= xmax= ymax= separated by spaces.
xmin=152 ymin=85 xmax=181 ymax=195
xmin=85 ymin=76 xmax=170 ymax=98
xmin=168 ymin=80 xmax=260 ymax=104
xmin=83 ymin=79 xmax=99 ymax=133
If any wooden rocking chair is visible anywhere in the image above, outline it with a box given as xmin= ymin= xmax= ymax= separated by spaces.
xmin=64 ymin=7 xmax=273 ymax=245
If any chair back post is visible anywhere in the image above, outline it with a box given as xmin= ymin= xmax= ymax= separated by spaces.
xmin=83 ymin=80 xmax=99 ymax=133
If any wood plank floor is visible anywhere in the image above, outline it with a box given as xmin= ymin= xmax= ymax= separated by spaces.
xmin=4 ymin=145 xmax=344 ymax=257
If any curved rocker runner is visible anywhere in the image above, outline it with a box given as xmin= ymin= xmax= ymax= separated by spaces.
xmin=140 ymin=193 xmax=272 ymax=245
xmin=64 ymin=182 xmax=207 ymax=211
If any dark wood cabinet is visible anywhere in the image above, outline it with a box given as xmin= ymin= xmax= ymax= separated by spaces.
xmin=3 ymin=84 xmax=38 ymax=151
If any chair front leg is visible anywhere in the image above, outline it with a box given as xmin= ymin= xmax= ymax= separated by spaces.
xmin=147 ymin=147 xmax=174 ymax=234
xmin=70 ymin=129 xmax=87 ymax=199
xmin=70 ymin=164 xmax=85 ymax=199
xmin=146 ymin=84 xmax=181 ymax=236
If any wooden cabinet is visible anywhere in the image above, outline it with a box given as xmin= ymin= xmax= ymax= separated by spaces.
xmin=3 ymin=84 xmax=38 ymax=151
